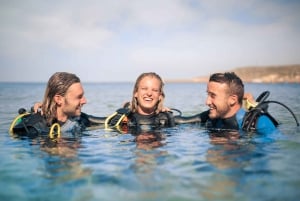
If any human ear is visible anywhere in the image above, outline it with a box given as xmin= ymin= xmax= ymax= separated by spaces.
xmin=54 ymin=95 xmax=63 ymax=106
xmin=229 ymin=95 xmax=237 ymax=106
xmin=158 ymin=93 xmax=163 ymax=101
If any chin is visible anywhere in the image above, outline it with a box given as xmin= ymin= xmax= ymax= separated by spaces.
xmin=75 ymin=111 xmax=81 ymax=116
xmin=208 ymin=112 xmax=217 ymax=119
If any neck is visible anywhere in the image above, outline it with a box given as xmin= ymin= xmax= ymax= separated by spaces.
xmin=56 ymin=109 xmax=68 ymax=123
xmin=137 ymin=107 xmax=155 ymax=115
xmin=223 ymin=104 xmax=242 ymax=119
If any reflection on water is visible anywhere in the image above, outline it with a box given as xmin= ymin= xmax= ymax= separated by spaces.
xmin=134 ymin=131 xmax=166 ymax=150
xmin=40 ymin=137 xmax=93 ymax=184
xmin=207 ymin=131 xmax=244 ymax=170
xmin=131 ymin=131 xmax=169 ymax=196
xmin=202 ymin=131 xmax=250 ymax=200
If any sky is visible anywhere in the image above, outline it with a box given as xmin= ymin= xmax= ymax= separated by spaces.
xmin=1 ymin=0 xmax=300 ymax=83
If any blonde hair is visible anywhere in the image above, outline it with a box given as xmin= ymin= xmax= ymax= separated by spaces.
xmin=131 ymin=72 xmax=165 ymax=114
xmin=42 ymin=72 xmax=81 ymax=125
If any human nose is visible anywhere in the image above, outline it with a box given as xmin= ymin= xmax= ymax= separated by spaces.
xmin=146 ymin=89 xmax=152 ymax=96
xmin=205 ymin=96 xmax=211 ymax=106
xmin=81 ymin=96 xmax=87 ymax=105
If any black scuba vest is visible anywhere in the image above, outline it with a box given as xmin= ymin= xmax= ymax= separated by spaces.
xmin=12 ymin=113 xmax=50 ymax=137
xmin=200 ymin=110 xmax=241 ymax=131
xmin=12 ymin=112 xmax=92 ymax=137
xmin=206 ymin=115 xmax=239 ymax=130
xmin=127 ymin=112 xmax=175 ymax=131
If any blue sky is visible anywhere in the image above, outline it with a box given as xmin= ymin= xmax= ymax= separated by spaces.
xmin=1 ymin=0 xmax=300 ymax=82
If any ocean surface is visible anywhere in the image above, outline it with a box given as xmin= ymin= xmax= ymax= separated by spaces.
xmin=0 ymin=82 xmax=300 ymax=201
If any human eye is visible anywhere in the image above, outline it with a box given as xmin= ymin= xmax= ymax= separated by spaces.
xmin=140 ymin=87 xmax=147 ymax=91
xmin=207 ymin=92 xmax=215 ymax=99
xmin=77 ymin=93 xmax=84 ymax=99
xmin=152 ymin=88 xmax=159 ymax=93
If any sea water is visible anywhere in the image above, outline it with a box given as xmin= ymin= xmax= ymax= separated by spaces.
xmin=0 ymin=82 xmax=300 ymax=201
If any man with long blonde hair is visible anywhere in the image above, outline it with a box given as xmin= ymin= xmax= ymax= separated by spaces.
xmin=12 ymin=72 xmax=93 ymax=136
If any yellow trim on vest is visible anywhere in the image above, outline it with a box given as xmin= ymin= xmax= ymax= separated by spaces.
xmin=49 ymin=123 xmax=61 ymax=139
xmin=9 ymin=113 xmax=30 ymax=135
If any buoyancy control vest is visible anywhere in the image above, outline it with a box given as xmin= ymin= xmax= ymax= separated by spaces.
xmin=127 ymin=111 xmax=175 ymax=131
xmin=241 ymin=91 xmax=299 ymax=132
xmin=10 ymin=109 xmax=93 ymax=137
xmin=104 ymin=103 xmax=176 ymax=133
xmin=105 ymin=109 xmax=175 ymax=133
xmin=11 ymin=112 xmax=49 ymax=137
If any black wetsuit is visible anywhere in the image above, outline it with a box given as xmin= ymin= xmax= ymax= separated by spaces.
xmin=174 ymin=109 xmax=246 ymax=130
xmin=12 ymin=112 xmax=101 ymax=137
xmin=174 ymin=108 xmax=277 ymax=133
xmin=126 ymin=111 xmax=175 ymax=133
xmin=175 ymin=109 xmax=243 ymax=130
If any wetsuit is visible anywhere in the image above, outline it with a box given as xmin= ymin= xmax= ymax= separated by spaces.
xmin=174 ymin=108 xmax=277 ymax=134
xmin=11 ymin=109 xmax=175 ymax=136
xmin=12 ymin=112 xmax=103 ymax=137
xmin=124 ymin=111 xmax=175 ymax=134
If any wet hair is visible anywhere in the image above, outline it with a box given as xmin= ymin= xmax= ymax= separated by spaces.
xmin=209 ymin=72 xmax=244 ymax=104
xmin=131 ymin=72 xmax=165 ymax=114
xmin=42 ymin=72 xmax=81 ymax=125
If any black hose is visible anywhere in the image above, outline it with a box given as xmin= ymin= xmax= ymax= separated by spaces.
xmin=170 ymin=108 xmax=182 ymax=116
xmin=256 ymin=91 xmax=270 ymax=103
xmin=263 ymin=100 xmax=299 ymax=126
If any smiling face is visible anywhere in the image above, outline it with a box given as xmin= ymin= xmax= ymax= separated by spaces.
xmin=206 ymin=81 xmax=237 ymax=119
xmin=134 ymin=76 xmax=163 ymax=115
xmin=55 ymin=82 xmax=87 ymax=122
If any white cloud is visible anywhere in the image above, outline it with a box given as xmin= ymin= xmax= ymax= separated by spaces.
xmin=0 ymin=0 xmax=300 ymax=82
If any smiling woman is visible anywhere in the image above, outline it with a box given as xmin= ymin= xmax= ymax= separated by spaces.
xmin=107 ymin=72 xmax=176 ymax=133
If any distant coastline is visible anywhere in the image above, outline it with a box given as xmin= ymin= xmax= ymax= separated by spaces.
xmin=166 ymin=64 xmax=300 ymax=83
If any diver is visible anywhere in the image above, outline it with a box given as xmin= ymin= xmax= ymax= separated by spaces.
xmin=173 ymin=72 xmax=299 ymax=134
xmin=94 ymin=72 xmax=175 ymax=133
xmin=10 ymin=72 xmax=103 ymax=138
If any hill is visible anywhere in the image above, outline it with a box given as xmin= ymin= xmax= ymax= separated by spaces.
xmin=188 ymin=64 xmax=300 ymax=83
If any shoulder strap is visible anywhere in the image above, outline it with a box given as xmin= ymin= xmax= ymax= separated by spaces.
xmin=242 ymin=108 xmax=262 ymax=131
xmin=156 ymin=111 xmax=175 ymax=127
xmin=242 ymin=91 xmax=280 ymax=132
xmin=105 ymin=103 xmax=131 ymax=129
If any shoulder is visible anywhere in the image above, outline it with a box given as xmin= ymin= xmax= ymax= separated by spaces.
xmin=256 ymin=115 xmax=277 ymax=133
xmin=157 ymin=111 xmax=175 ymax=127
xmin=242 ymin=107 xmax=277 ymax=133
xmin=157 ymin=111 xmax=175 ymax=122
xmin=78 ymin=112 xmax=94 ymax=127
xmin=12 ymin=113 xmax=48 ymax=136
xmin=159 ymin=111 xmax=174 ymax=117
xmin=199 ymin=110 xmax=210 ymax=122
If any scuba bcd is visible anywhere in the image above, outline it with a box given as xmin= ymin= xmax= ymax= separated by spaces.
xmin=10 ymin=108 xmax=61 ymax=139
xmin=104 ymin=103 xmax=179 ymax=133
xmin=242 ymin=91 xmax=299 ymax=131
xmin=104 ymin=102 xmax=131 ymax=130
